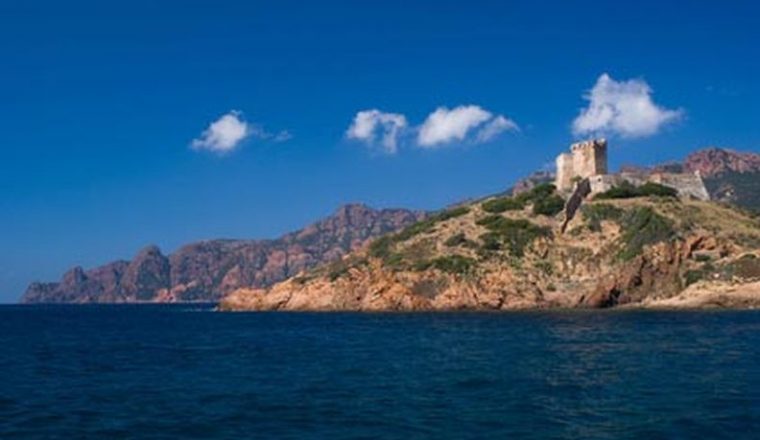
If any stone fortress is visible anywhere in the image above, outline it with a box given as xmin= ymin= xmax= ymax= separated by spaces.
xmin=554 ymin=139 xmax=710 ymax=200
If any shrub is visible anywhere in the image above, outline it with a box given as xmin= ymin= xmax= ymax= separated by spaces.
xmin=521 ymin=183 xmax=557 ymax=202
xmin=482 ymin=197 xmax=525 ymax=213
xmin=532 ymin=194 xmax=565 ymax=216
xmin=384 ymin=253 xmax=405 ymax=269
xmin=444 ymin=232 xmax=470 ymax=247
xmin=369 ymin=235 xmax=394 ymax=259
xmin=328 ymin=265 xmax=350 ymax=281
xmin=595 ymin=181 xmax=678 ymax=200
xmin=477 ymin=216 xmax=550 ymax=257
xmin=617 ymin=207 xmax=675 ymax=260
xmin=684 ymin=269 xmax=705 ymax=286
xmin=435 ymin=206 xmax=471 ymax=221
xmin=429 ymin=255 xmax=476 ymax=275
xmin=594 ymin=181 xmax=639 ymax=200
xmin=638 ymin=182 xmax=679 ymax=198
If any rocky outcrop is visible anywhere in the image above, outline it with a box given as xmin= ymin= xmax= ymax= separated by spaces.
xmin=683 ymin=148 xmax=760 ymax=178
xmin=221 ymin=192 xmax=760 ymax=311
xmin=21 ymin=204 xmax=425 ymax=303
xmin=638 ymin=280 xmax=760 ymax=309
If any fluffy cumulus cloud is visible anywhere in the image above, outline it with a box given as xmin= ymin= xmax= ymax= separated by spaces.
xmin=191 ymin=111 xmax=251 ymax=153
xmin=346 ymin=105 xmax=518 ymax=153
xmin=346 ymin=109 xmax=408 ymax=154
xmin=475 ymin=115 xmax=520 ymax=143
xmin=418 ymin=105 xmax=518 ymax=148
xmin=573 ymin=73 xmax=683 ymax=138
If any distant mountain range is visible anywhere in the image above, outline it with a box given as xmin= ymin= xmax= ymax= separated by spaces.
xmin=21 ymin=205 xmax=425 ymax=303
xmin=22 ymin=147 xmax=759 ymax=304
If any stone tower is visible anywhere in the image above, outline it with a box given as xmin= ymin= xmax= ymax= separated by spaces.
xmin=554 ymin=139 xmax=608 ymax=192
xmin=555 ymin=153 xmax=575 ymax=192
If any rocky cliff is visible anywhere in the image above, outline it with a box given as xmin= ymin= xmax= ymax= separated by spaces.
xmin=21 ymin=204 xmax=425 ymax=303
xmin=221 ymin=184 xmax=760 ymax=311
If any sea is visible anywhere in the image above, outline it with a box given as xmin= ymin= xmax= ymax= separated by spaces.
xmin=0 ymin=304 xmax=758 ymax=439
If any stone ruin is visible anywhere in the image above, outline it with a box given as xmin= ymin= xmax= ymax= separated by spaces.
xmin=555 ymin=139 xmax=608 ymax=192
xmin=554 ymin=139 xmax=710 ymax=201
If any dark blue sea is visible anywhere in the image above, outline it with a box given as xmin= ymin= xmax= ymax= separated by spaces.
xmin=0 ymin=305 xmax=758 ymax=439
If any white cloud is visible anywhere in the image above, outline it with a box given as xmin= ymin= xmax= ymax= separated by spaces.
xmin=346 ymin=109 xmax=408 ymax=154
xmin=273 ymin=130 xmax=293 ymax=142
xmin=417 ymin=105 xmax=517 ymax=147
xmin=191 ymin=110 xmax=250 ymax=153
xmin=475 ymin=115 xmax=520 ymax=143
xmin=573 ymin=73 xmax=683 ymax=138
xmin=417 ymin=105 xmax=491 ymax=147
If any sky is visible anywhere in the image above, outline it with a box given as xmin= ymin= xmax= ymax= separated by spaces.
xmin=0 ymin=0 xmax=758 ymax=301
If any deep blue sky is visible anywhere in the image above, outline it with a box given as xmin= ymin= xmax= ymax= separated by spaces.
xmin=1 ymin=0 xmax=758 ymax=301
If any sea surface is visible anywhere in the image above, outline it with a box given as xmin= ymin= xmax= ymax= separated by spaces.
xmin=0 ymin=305 xmax=758 ymax=439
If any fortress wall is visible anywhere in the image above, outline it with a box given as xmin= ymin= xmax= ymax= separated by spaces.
xmin=589 ymin=174 xmax=623 ymax=194
xmin=649 ymin=173 xmax=710 ymax=200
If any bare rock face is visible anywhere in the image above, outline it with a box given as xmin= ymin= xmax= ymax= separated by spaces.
xmin=120 ymin=245 xmax=171 ymax=301
xmin=684 ymin=148 xmax=760 ymax=178
xmin=583 ymin=243 xmax=682 ymax=308
xmin=21 ymin=204 xmax=425 ymax=303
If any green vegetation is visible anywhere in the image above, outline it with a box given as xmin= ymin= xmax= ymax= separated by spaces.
xmin=595 ymin=181 xmax=678 ymax=200
xmin=368 ymin=235 xmax=394 ymax=259
xmin=532 ymin=194 xmax=565 ymax=216
xmin=521 ymin=183 xmax=565 ymax=217
xmin=617 ymin=207 xmax=675 ymax=260
xmin=582 ymin=203 xmax=624 ymax=232
xmin=481 ymin=183 xmax=565 ymax=216
xmin=684 ymin=269 xmax=706 ymax=286
xmin=429 ymin=255 xmax=476 ymax=275
xmin=369 ymin=206 xmax=471 ymax=260
xmin=482 ymin=197 xmax=524 ymax=213
xmin=476 ymin=215 xmax=551 ymax=257
xmin=582 ymin=204 xmax=676 ymax=259
xmin=517 ymin=183 xmax=556 ymax=203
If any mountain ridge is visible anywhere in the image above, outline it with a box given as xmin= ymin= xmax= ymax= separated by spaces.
xmin=21 ymin=204 xmax=425 ymax=303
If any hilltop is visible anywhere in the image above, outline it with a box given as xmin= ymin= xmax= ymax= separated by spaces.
xmin=221 ymin=182 xmax=760 ymax=311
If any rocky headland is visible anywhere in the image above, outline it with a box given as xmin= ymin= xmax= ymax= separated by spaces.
xmin=220 ymin=185 xmax=760 ymax=311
